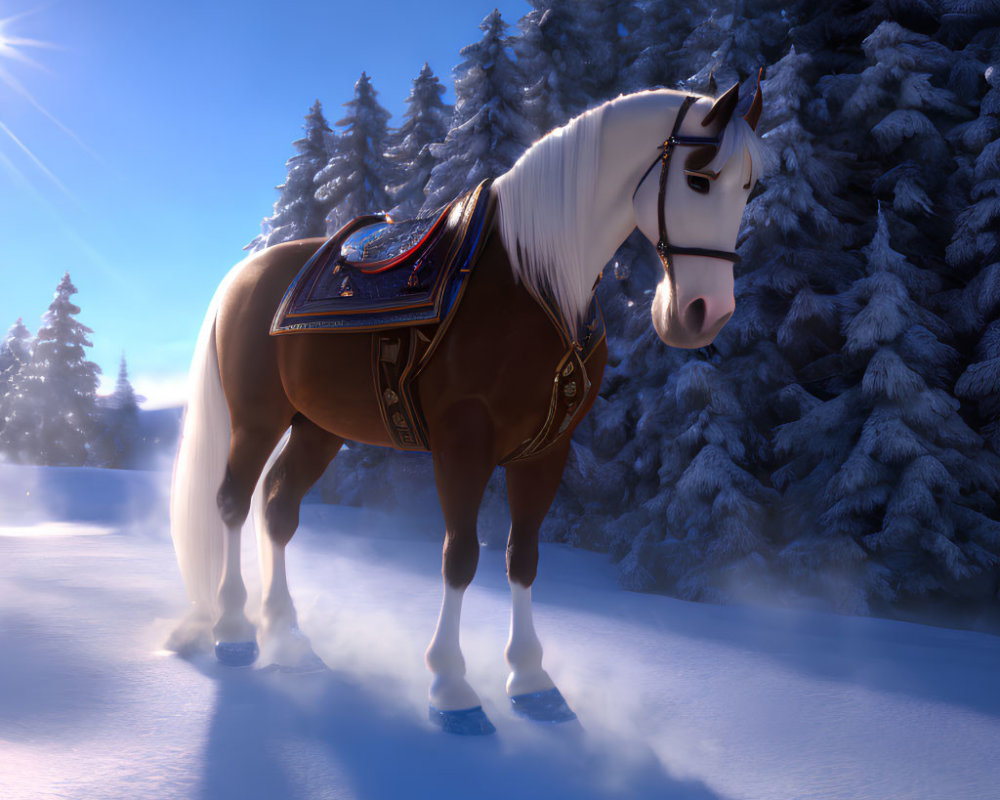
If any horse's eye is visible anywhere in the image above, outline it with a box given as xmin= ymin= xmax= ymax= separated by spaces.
xmin=687 ymin=175 xmax=710 ymax=194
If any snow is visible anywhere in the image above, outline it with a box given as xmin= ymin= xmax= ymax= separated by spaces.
xmin=2 ymin=463 xmax=999 ymax=800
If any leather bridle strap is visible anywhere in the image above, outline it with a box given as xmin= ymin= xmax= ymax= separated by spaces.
xmin=633 ymin=95 xmax=742 ymax=283
xmin=656 ymin=95 xmax=698 ymax=263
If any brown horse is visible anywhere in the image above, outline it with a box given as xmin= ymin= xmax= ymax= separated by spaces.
xmin=169 ymin=81 xmax=763 ymax=735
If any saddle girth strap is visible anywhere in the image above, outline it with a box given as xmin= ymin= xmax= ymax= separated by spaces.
xmin=500 ymin=281 xmax=605 ymax=465
xmin=371 ymin=183 xmax=497 ymax=451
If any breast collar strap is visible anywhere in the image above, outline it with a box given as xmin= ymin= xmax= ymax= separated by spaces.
xmin=633 ymin=95 xmax=742 ymax=288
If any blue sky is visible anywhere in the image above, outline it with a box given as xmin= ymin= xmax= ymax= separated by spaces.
xmin=0 ymin=0 xmax=529 ymax=406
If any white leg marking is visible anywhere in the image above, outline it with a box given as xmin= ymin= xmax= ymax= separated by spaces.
xmin=505 ymin=582 xmax=555 ymax=697
xmin=425 ymin=584 xmax=482 ymax=711
xmin=213 ymin=525 xmax=256 ymax=643
xmin=260 ymin=534 xmax=297 ymax=628
xmin=258 ymin=533 xmax=316 ymax=667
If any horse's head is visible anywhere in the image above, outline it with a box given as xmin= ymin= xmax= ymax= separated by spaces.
xmin=633 ymin=76 xmax=763 ymax=349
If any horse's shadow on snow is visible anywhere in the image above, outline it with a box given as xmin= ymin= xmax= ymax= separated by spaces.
xmin=187 ymin=655 xmax=723 ymax=800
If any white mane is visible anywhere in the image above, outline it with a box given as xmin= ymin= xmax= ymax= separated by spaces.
xmin=493 ymin=92 xmax=762 ymax=326
xmin=493 ymin=102 xmax=607 ymax=327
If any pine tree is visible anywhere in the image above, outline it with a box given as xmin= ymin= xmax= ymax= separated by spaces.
xmin=0 ymin=318 xmax=31 ymax=383
xmin=386 ymin=64 xmax=452 ymax=219
xmin=512 ymin=0 xmax=629 ymax=128
xmin=422 ymin=10 xmax=537 ymax=213
xmin=950 ymin=55 xmax=1000 ymax=451
xmin=615 ymin=354 xmax=781 ymax=602
xmin=832 ymin=21 xmax=967 ymax=265
xmin=512 ymin=4 xmax=574 ymax=135
xmin=247 ymin=101 xmax=335 ymax=251
xmin=621 ymin=0 xmax=695 ymax=93
xmin=315 ymin=73 xmax=394 ymax=233
xmin=726 ymin=49 xmax=864 ymax=546
xmin=0 ymin=318 xmax=32 ymax=441
xmin=572 ymin=0 xmax=641 ymax=101
xmin=774 ymin=212 xmax=1000 ymax=611
xmin=94 ymin=354 xmax=142 ymax=468
xmin=676 ymin=0 xmax=792 ymax=94
xmin=0 ymin=273 xmax=100 ymax=466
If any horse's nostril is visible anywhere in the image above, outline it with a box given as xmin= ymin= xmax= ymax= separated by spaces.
xmin=683 ymin=298 xmax=706 ymax=333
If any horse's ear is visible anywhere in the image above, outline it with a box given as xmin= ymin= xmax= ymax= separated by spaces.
xmin=744 ymin=67 xmax=765 ymax=131
xmin=701 ymin=81 xmax=740 ymax=129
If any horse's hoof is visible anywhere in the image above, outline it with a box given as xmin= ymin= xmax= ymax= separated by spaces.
xmin=214 ymin=640 xmax=259 ymax=667
xmin=510 ymin=687 xmax=577 ymax=723
xmin=429 ymin=705 xmax=497 ymax=736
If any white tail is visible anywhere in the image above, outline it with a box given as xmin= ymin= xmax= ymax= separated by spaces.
xmin=169 ymin=265 xmax=243 ymax=619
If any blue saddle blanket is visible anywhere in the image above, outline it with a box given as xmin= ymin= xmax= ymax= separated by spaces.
xmin=270 ymin=181 xmax=494 ymax=335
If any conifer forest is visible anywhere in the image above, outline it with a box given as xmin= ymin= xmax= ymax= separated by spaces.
xmin=246 ymin=0 xmax=1000 ymax=621
xmin=6 ymin=0 xmax=1000 ymax=623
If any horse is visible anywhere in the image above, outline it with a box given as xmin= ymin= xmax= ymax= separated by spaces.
xmin=168 ymin=78 xmax=764 ymax=736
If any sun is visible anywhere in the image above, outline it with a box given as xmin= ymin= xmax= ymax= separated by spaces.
xmin=0 ymin=9 xmax=90 ymax=197
xmin=0 ymin=10 xmax=56 ymax=72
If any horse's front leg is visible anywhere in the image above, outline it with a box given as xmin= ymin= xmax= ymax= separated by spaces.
xmin=425 ymin=399 xmax=497 ymax=735
xmin=504 ymin=439 xmax=577 ymax=723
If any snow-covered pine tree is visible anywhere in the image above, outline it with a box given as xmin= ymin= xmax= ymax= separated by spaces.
xmin=386 ymin=64 xmax=452 ymax=220
xmin=0 ymin=318 xmax=32 ymax=441
xmin=950 ymin=55 xmax=1000 ymax=452
xmin=726 ymin=49 xmax=865 ymax=549
xmin=621 ymin=0 xmax=696 ymax=93
xmin=736 ymin=48 xmax=858 ymax=370
xmin=677 ymin=1 xmax=748 ymax=92
xmin=611 ymin=349 xmax=781 ymax=602
xmin=0 ymin=317 xmax=31 ymax=385
xmin=94 ymin=354 xmax=142 ymax=468
xmin=510 ymin=1 xmax=611 ymax=133
xmin=0 ymin=273 xmax=101 ymax=466
xmin=677 ymin=0 xmax=792 ymax=94
xmin=774 ymin=211 xmax=1000 ymax=612
xmin=421 ymin=10 xmax=537 ymax=213
xmin=316 ymin=72 xmax=394 ymax=233
xmin=833 ymin=21 xmax=967 ymax=268
xmin=246 ymin=101 xmax=335 ymax=251
xmin=572 ymin=0 xmax=641 ymax=101
xmin=512 ymin=3 xmax=573 ymax=135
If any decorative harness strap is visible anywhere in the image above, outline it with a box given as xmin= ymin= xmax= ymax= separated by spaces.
xmin=372 ymin=182 xmax=497 ymax=451
xmin=500 ymin=280 xmax=605 ymax=465
xmin=504 ymin=94 xmax=747 ymax=464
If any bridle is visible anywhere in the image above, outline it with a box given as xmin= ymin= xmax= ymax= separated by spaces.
xmin=633 ymin=95 xmax=742 ymax=295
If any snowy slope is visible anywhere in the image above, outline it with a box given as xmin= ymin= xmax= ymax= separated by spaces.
xmin=1 ymin=464 xmax=999 ymax=800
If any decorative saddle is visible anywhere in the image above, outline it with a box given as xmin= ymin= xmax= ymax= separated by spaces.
xmin=271 ymin=180 xmax=495 ymax=335
xmin=268 ymin=178 xmax=605 ymax=461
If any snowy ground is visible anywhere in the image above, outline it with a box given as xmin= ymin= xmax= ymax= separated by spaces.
xmin=1 ymin=464 xmax=999 ymax=800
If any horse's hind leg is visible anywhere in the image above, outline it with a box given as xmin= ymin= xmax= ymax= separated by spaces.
xmin=257 ymin=415 xmax=344 ymax=668
xmin=213 ymin=421 xmax=290 ymax=664
xmin=425 ymin=399 xmax=497 ymax=735
xmin=504 ymin=439 xmax=577 ymax=722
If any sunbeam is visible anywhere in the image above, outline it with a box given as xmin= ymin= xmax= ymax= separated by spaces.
xmin=0 ymin=118 xmax=75 ymax=199
xmin=0 ymin=59 xmax=102 ymax=160
xmin=0 ymin=6 xmax=102 ymax=193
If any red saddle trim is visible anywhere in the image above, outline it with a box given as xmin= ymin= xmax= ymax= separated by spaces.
xmin=351 ymin=207 xmax=453 ymax=274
